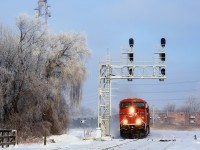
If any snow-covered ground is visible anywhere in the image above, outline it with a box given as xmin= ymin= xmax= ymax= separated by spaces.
xmin=8 ymin=128 xmax=200 ymax=150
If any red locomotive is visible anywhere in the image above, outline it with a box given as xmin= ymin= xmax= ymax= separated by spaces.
xmin=119 ymin=98 xmax=150 ymax=138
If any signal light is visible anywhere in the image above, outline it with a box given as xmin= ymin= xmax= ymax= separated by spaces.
xmin=128 ymin=53 xmax=134 ymax=62
xmin=128 ymin=68 xmax=133 ymax=75
xmin=129 ymin=38 xmax=134 ymax=47
xmin=161 ymin=68 xmax=165 ymax=75
xmin=128 ymin=68 xmax=133 ymax=81
xmin=160 ymin=53 xmax=165 ymax=61
xmin=161 ymin=38 xmax=166 ymax=48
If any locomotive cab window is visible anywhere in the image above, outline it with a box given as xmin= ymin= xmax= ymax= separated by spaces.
xmin=120 ymin=102 xmax=131 ymax=108
xmin=133 ymin=102 xmax=145 ymax=108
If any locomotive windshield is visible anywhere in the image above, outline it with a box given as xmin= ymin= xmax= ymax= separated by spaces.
xmin=133 ymin=102 xmax=145 ymax=108
xmin=120 ymin=102 xmax=131 ymax=108
xmin=120 ymin=102 xmax=144 ymax=108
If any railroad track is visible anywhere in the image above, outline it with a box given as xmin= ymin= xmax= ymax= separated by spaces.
xmin=86 ymin=139 xmax=138 ymax=150
xmin=101 ymin=139 xmax=138 ymax=150
xmin=92 ymin=135 xmax=176 ymax=150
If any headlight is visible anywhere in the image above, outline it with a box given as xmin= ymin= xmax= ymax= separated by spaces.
xmin=123 ymin=119 xmax=128 ymax=125
xmin=129 ymin=107 xmax=135 ymax=114
xmin=136 ymin=118 xmax=142 ymax=125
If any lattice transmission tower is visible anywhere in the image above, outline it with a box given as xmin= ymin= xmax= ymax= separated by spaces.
xmin=34 ymin=0 xmax=51 ymax=25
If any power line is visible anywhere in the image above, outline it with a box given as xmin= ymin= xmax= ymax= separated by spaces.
xmin=148 ymin=98 xmax=200 ymax=101
xmin=140 ymin=89 xmax=198 ymax=94
xmin=164 ymin=80 xmax=200 ymax=84
xmin=118 ymin=80 xmax=200 ymax=86
xmin=82 ymin=81 xmax=200 ymax=95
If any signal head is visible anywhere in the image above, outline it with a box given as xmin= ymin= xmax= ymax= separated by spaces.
xmin=161 ymin=38 xmax=166 ymax=47
xmin=129 ymin=38 xmax=134 ymax=47
xmin=160 ymin=53 xmax=165 ymax=61
xmin=128 ymin=53 xmax=134 ymax=62
xmin=161 ymin=68 xmax=165 ymax=75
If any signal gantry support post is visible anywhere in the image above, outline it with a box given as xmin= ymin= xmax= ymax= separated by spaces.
xmin=97 ymin=38 xmax=166 ymax=139
xmin=98 ymin=56 xmax=111 ymax=137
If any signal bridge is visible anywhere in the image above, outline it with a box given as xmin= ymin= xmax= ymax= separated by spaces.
xmin=97 ymin=38 xmax=166 ymax=139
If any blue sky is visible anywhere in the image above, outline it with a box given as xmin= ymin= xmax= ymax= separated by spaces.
xmin=1 ymin=0 xmax=200 ymax=113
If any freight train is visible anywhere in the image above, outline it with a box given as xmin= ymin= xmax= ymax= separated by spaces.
xmin=119 ymin=98 xmax=150 ymax=138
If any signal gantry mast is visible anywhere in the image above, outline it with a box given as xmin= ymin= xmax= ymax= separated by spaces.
xmin=97 ymin=38 xmax=166 ymax=140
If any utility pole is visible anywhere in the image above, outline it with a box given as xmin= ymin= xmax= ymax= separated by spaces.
xmin=153 ymin=106 xmax=155 ymax=128
xmin=97 ymin=38 xmax=166 ymax=139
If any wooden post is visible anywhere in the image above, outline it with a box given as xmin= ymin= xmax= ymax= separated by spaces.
xmin=7 ymin=131 xmax=9 ymax=147
xmin=44 ymin=128 xmax=46 ymax=146
xmin=15 ymin=130 xmax=18 ymax=145
xmin=2 ymin=131 xmax=4 ymax=148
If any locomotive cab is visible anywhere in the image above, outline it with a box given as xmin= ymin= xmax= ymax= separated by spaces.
xmin=119 ymin=98 xmax=150 ymax=138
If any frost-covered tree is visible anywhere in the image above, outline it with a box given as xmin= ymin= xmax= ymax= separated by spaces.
xmin=0 ymin=14 xmax=90 ymax=141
